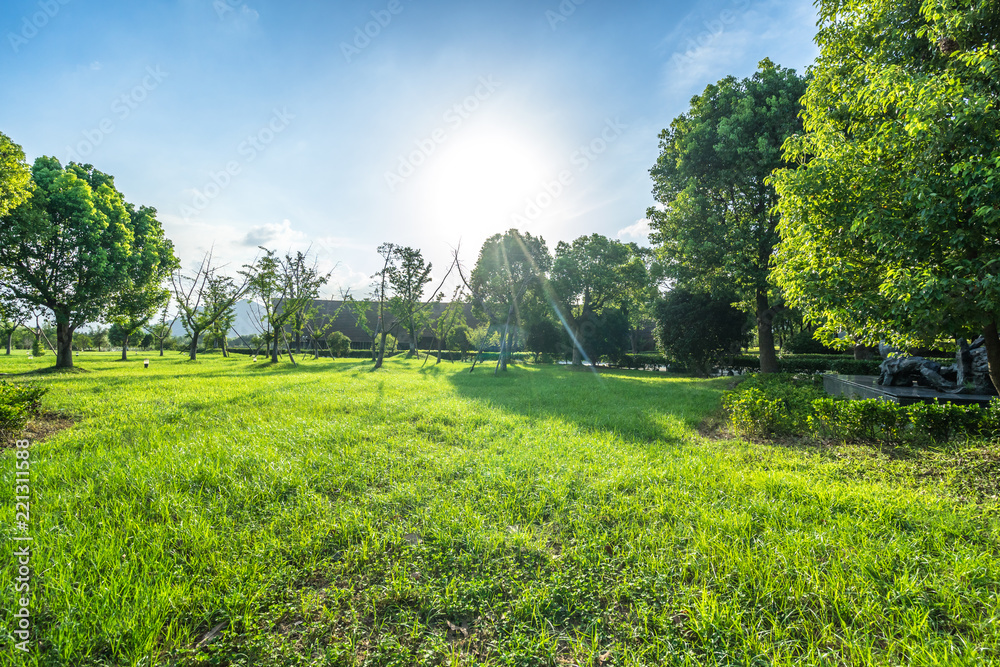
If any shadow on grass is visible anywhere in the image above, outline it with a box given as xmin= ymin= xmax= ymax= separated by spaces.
xmin=443 ymin=363 xmax=727 ymax=444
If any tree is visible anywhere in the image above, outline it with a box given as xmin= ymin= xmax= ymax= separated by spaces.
xmin=0 ymin=131 xmax=33 ymax=218
xmin=146 ymin=307 xmax=177 ymax=357
xmin=463 ymin=230 xmax=551 ymax=373
xmin=648 ymin=59 xmax=807 ymax=374
xmin=173 ymin=250 xmax=253 ymax=361
xmin=107 ymin=204 xmax=177 ymax=361
xmin=74 ymin=333 xmax=93 ymax=351
xmin=654 ymin=289 xmax=750 ymax=376
xmin=0 ymin=288 xmax=30 ymax=355
xmin=92 ymin=328 xmax=109 ymax=352
xmin=449 ymin=324 xmax=472 ymax=360
xmin=428 ymin=287 xmax=466 ymax=364
xmin=387 ymin=246 xmax=434 ymax=357
xmin=0 ymin=158 xmax=144 ymax=368
xmin=371 ymin=243 xmax=398 ymax=370
xmin=243 ymin=248 xmax=330 ymax=364
xmin=548 ymin=234 xmax=637 ymax=365
xmin=525 ymin=318 xmax=561 ymax=362
xmin=770 ymin=0 xmax=1000 ymax=391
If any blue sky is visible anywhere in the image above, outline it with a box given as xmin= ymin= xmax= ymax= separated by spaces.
xmin=1 ymin=0 xmax=819 ymax=296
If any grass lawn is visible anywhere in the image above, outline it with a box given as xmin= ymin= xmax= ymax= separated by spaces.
xmin=2 ymin=351 xmax=999 ymax=666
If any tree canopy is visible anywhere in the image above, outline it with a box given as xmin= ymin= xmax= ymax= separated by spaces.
xmin=770 ymin=0 xmax=1000 ymax=390
xmin=0 ymin=157 xmax=148 ymax=367
xmin=648 ymin=59 xmax=807 ymax=373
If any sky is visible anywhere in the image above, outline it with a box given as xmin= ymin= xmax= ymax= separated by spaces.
xmin=0 ymin=0 xmax=820 ymax=298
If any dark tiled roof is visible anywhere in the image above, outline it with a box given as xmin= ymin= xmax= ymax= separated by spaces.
xmin=304 ymin=300 xmax=479 ymax=345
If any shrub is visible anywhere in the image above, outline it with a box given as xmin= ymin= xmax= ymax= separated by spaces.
xmin=784 ymin=330 xmax=840 ymax=355
xmin=654 ymin=289 xmax=750 ymax=376
xmin=327 ymin=332 xmax=351 ymax=358
xmin=728 ymin=376 xmax=997 ymax=445
xmin=723 ymin=373 xmax=827 ymax=437
xmin=0 ymin=381 xmax=47 ymax=436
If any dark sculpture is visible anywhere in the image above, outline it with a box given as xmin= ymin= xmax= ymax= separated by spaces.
xmin=877 ymin=338 xmax=996 ymax=395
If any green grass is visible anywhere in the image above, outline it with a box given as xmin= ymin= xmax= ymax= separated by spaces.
xmin=1 ymin=351 xmax=999 ymax=666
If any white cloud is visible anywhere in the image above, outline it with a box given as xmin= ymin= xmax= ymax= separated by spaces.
xmin=242 ymin=219 xmax=306 ymax=247
xmin=617 ymin=218 xmax=651 ymax=242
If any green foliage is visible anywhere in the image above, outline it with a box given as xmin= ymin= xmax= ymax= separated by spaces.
xmin=648 ymin=59 xmax=808 ymax=372
xmin=30 ymin=335 xmax=45 ymax=357
xmin=0 ymin=379 xmax=47 ymax=435
xmin=0 ymin=159 xmax=141 ymax=367
xmin=525 ymin=318 xmax=561 ymax=360
xmin=654 ymin=288 xmax=749 ymax=375
xmin=784 ymin=330 xmax=840 ymax=355
xmin=724 ymin=373 xmax=827 ymax=437
xmin=770 ymin=0 xmax=1000 ymax=385
xmin=0 ymin=131 xmax=33 ymax=217
xmin=327 ymin=331 xmax=351 ymax=358
xmin=386 ymin=246 xmax=434 ymax=355
xmin=722 ymin=355 xmax=883 ymax=376
xmin=726 ymin=375 xmax=998 ymax=445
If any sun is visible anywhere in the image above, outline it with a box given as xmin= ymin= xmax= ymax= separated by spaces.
xmin=418 ymin=126 xmax=550 ymax=240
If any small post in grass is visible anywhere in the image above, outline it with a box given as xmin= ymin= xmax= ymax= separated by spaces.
xmin=143 ymin=359 xmax=149 ymax=369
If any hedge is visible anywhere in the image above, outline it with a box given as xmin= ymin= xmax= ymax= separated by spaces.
xmin=723 ymin=373 xmax=999 ymax=444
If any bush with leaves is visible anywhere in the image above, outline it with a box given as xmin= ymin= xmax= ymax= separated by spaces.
xmin=0 ymin=381 xmax=47 ymax=437
xmin=654 ymin=289 xmax=749 ymax=376
xmin=327 ymin=332 xmax=351 ymax=358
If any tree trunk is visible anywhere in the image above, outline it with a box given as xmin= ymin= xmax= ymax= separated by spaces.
xmin=271 ymin=332 xmax=280 ymax=364
xmin=121 ymin=335 xmax=129 ymax=361
xmin=55 ymin=321 xmax=75 ymax=369
xmin=159 ymin=338 xmax=165 ymax=356
xmin=496 ymin=305 xmax=514 ymax=375
xmin=756 ymin=291 xmax=780 ymax=374
xmin=5 ymin=331 xmax=12 ymax=355
xmin=983 ymin=321 xmax=1000 ymax=395
xmin=374 ymin=330 xmax=388 ymax=370
xmin=189 ymin=331 xmax=200 ymax=361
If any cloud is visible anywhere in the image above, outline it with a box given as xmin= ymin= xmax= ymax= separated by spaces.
xmin=242 ymin=219 xmax=306 ymax=247
xmin=618 ymin=218 xmax=651 ymax=242
xmin=89 ymin=61 xmax=102 ymax=71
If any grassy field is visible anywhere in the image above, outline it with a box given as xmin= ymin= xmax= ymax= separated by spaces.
xmin=1 ymin=351 xmax=999 ymax=666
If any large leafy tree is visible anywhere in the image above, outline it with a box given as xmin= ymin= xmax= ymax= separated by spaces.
xmin=771 ymin=0 xmax=1000 ymax=391
xmin=0 ymin=157 xmax=139 ymax=368
xmin=549 ymin=234 xmax=636 ymax=365
xmin=463 ymin=229 xmax=551 ymax=373
xmin=107 ymin=204 xmax=178 ymax=361
xmin=648 ymin=59 xmax=807 ymax=373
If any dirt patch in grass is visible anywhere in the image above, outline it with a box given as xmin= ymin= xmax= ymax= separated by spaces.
xmin=2 ymin=411 xmax=76 ymax=448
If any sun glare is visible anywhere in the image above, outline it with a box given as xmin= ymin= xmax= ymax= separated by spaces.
xmin=419 ymin=128 xmax=550 ymax=239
